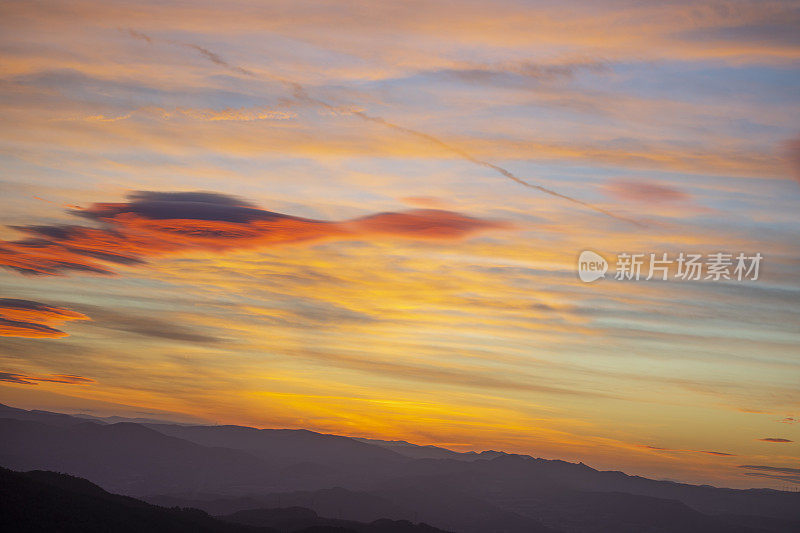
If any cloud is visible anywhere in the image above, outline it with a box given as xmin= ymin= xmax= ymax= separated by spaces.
xmin=0 ymin=372 xmax=94 ymax=385
xmin=739 ymin=465 xmax=800 ymax=484
xmin=60 ymin=106 xmax=296 ymax=123
xmin=0 ymin=318 xmax=70 ymax=339
xmin=637 ymin=444 xmax=736 ymax=457
xmin=696 ymin=450 xmax=737 ymax=456
xmin=14 ymin=0 xmax=798 ymax=65
xmin=428 ymin=58 xmax=609 ymax=85
xmin=779 ymin=417 xmax=798 ymax=423
xmin=182 ymin=43 xmax=255 ymax=77
xmin=0 ymin=298 xmax=89 ymax=338
xmin=741 ymin=465 xmax=800 ymax=475
xmin=782 ymin=135 xmax=800 ymax=182
xmin=125 ymin=28 xmax=152 ymax=44
xmin=154 ymin=106 xmax=295 ymax=122
xmin=401 ymin=196 xmax=451 ymax=209
xmin=604 ymin=179 xmax=690 ymax=204
xmin=76 ymin=305 xmax=223 ymax=344
xmin=126 ymin=27 xmax=254 ymax=76
xmin=736 ymin=407 xmax=771 ymax=414
xmin=126 ymin=29 xmax=643 ymax=226
xmin=295 ymin=348 xmax=615 ymax=399
xmin=0 ymin=191 xmax=507 ymax=276
xmin=0 ymin=298 xmax=89 ymax=322
xmin=297 ymin=88 xmax=646 ymax=227
xmin=758 ymin=437 xmax=794 ymax=443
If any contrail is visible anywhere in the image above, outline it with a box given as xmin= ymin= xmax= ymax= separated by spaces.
xmin=125 ymin=29 xmax=643 ymax=226
xmin=127 ymin=29 xmax=256 ymax=77
xmin=181 ymin=43 xmax=256 ymax=77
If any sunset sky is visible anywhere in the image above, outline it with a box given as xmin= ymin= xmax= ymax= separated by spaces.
xmin=0 ymin=0 xmax=798 ymax=489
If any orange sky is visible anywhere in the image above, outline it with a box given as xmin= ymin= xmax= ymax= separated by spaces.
xmin=0 ymin=0 xmax=798 ymax=489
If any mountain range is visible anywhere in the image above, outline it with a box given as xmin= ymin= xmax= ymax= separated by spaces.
xmin=0 ymin=467 xmax=450 ymax=533
xmin=1 ymin=402 xmax=798 ymax=533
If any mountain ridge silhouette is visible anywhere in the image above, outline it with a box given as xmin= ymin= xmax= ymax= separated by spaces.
xmin=2 ymin=402 xmax=798 ymax=532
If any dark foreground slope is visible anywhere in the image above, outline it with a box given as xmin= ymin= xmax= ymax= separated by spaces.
xmin=0 ymin=468 xmax=452 ymax=533
xmin=0 ymin=467 xmax=270 ymax=533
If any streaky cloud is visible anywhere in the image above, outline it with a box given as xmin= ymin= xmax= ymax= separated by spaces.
xmin=604 ymin=179 xmax=690 ymax=204
xmin=783 ymin=135 xmax=800 ymax=182
xmin=75 ymin=305 xmax=224 ymax=344
xmin=0 ymin=298 xmax=89 ymax=338
xmin=739 ymin=465 xmax=800 ymax=484
xmin=429 ymin=58 xmax=609 ymax=84
xmin=0 ymin=371 xmax=94 ymax=385
xmin=637 ymin=444 xmax=736 ymax=457
xmin=740 ymin=465 xmax=800 ymax=474
xmin=125 ymin=29 xmax=644 ymax=227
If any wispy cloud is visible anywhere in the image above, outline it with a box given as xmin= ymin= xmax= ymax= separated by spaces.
xmin=0 ymin=298 xmax=89 ymax=338
xmin=637 ymin=444 xmax=736 ymax=457
xmin=604 ymin=179 xmax=691 ymax=204
xmin=125 ymin=29 xmax=643 ymax=226
xmin=75 ymin=305 xmax=223 ymax=344
xmin=0 ymin=372 xmax=94 ymax=385
xmin=422 ymin=58 xmax=610 ymax=85
xmin=292 ymin=347 xmax=616 ymax=400
xmin=739 ymin=465 xmax=800 ymax=484
xmin=57 ymin=106 xmax=295 ymax=123
xmin=400 ymin=196 xmax=451 ymax=209
xmin=783 ymin=135 xmax=800 ymax=183
xmin=740 ymin=465 xmax=800 ymax=475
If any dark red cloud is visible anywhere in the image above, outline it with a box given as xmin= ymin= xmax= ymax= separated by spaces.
xmin=0 ymin=299 xmax=89 ymax=338
xmin=758 ymin=437 xmax=794 ymax=443
xmin=0 ymin=191 xmax=508 ymax=276
xmin=604 ymin=179 xmax=690 ymax=204
xmin=0 ymin=372 xmax=94 ymax=385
